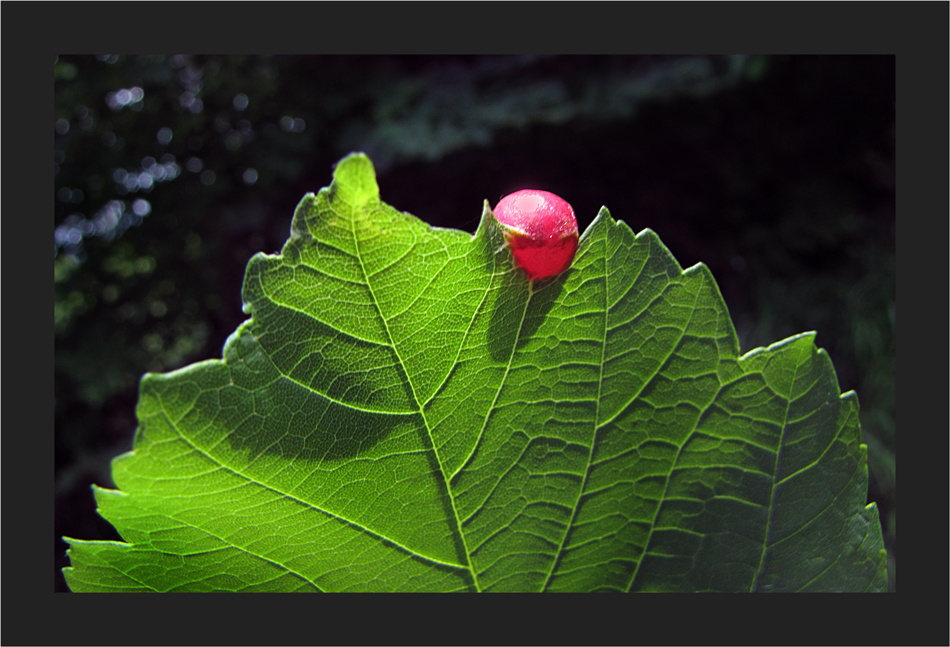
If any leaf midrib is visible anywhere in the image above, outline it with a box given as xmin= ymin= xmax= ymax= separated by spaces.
xmin=346 ymin=186 xmax=483 ymax=591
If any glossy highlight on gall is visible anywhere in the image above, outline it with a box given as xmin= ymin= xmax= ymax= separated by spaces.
xmin=493 ymin=189 xmax=579 ymax=281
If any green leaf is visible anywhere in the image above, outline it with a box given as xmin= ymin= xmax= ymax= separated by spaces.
xmin=63 ymin=153 xmax=887 ymax=592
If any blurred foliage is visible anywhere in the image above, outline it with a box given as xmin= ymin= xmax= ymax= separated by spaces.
xmin=55 ymin=55 xmax=894 ymax=592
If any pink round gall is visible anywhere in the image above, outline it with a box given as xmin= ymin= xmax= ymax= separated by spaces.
xmin=493 ymin=189 xmax=579 ymax=281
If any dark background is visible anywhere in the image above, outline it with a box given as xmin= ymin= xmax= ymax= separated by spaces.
xmin=54 ymin=55 xmax=895 ymax=592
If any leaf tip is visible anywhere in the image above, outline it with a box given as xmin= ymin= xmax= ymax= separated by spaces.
xmin=331 ymin=152 xmax=380 ymax=204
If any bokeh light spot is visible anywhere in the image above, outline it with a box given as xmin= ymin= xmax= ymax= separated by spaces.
xmin=107 ymin=86 xmax=145 ymax=111
xmin=132 ymin=199 xmax=151 ymax=217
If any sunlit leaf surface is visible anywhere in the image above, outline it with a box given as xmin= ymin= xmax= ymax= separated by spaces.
xmin=64 ymin=154 xmax=887 ymax=592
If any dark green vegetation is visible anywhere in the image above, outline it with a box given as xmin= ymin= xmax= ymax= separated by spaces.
xmin=55 ymin=55 xmax=895 ymax=591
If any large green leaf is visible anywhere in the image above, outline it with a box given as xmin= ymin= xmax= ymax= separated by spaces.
xmin=63 ymin=153 xmax=887 ymax=592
